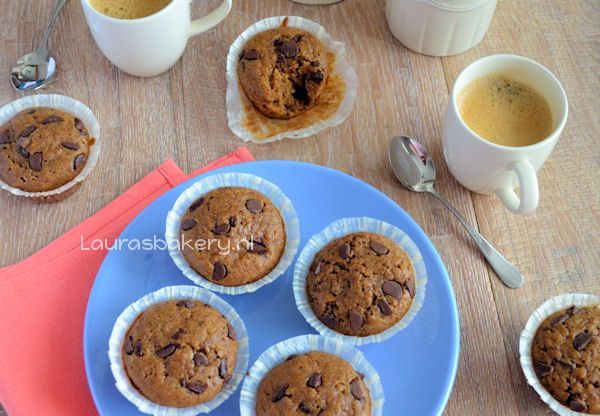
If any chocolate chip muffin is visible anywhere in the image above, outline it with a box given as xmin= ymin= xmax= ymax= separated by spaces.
xmin=0 ymin=107 xmax=93 ymax=197
xmin=122 ymin=300 xmax=238 ymax=408
xmin=256 ymin=352 xmax=371 ymax=416
xmin=237 ymin=27 xmax=329 ymax=119
xmin=306 ymin=232 xmax=415 ymax=337
xmin=531 ymin=304 xmax=600 ymax=414
xmin=180 ymin=187 xmax=286 ymax=287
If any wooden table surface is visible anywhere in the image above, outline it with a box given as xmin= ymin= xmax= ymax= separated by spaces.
xmin=0 ymin=0 xmax=598 ymax=414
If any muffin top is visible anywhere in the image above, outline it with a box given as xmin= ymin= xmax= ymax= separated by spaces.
xmin=179 ymin=187 xmax=286 ymax=287
xmin=256 ymin=352 xmax=371 ymax=416
xmin=0 ymin=107 xmax=93 ymax=192
xmin=531 ymin=304 xmax=600 ymax=414
xmin=237 ymin=27 xmax=329 ymax=119
xmin=306 ymin=232 xmax=415 ymax=337
xmin=122 ymin=300 xmax=237 ymax=408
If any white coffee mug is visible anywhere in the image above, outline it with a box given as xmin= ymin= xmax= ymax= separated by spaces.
xmin=442 ymin=54 xmax=568 ymax=214
xmin=81 ymin=0 xmax=232 ymax=77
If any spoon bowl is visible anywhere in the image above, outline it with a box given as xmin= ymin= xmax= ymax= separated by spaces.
xmin=11 ymin=52 xmax=56 ymax=91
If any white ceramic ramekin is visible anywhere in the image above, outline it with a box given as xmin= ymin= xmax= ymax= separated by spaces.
xmin=385 ymin=0 xmax=497 ymax=56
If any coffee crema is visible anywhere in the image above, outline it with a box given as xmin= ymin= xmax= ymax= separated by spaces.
xmin=458 ymin=74 xmax=553 ymax=147
xmin=89 ymin=0 xmax=172 ymax=19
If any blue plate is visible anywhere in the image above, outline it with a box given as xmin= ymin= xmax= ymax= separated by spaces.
xmin=84 ymin=161 xmax=460 ymax=415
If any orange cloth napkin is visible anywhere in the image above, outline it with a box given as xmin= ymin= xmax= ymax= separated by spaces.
xmin=0 ymin=147 xmax=254 ymax=416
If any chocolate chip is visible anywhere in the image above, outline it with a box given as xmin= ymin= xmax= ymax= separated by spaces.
xmin=242 ymin=49 xmax=260 ymax=60
xmin=299 ymin=401 xmax=311 ymax=413
xmin=179 ymin=378 xmax=186 ymax=387
xmin=74 ymin=118 xmax=86 ymax=134
xmin=124 ymin=336 xmax=134 ymax=355
xmin=156 ymin=343 xmax=177 ymax=358
xmin=279 ymin=40 xmax=299 ymax=58
xmin=573 ymin=332 xmax=593 ymax=351
xmin=272 ymin=383 xmax=289 ymax=402
xmin=27 ymin=109 xmax=36 ymax=114
xmin=133 ymin=340 xmax=143 ymax=357
xmin=349 ymin=310 xmax=363 ymax=331
xmin=188 ymin=197 xmax=204 ymax=212
xmin=569 ymin=399 xmax=588 ymax=412
xmin=61 ymin=141 xmax=80 ymax=150
xmin=311 ymin=260 xmax=322 ymax=275
xmin=42 ymin=115 xmax=63 ymax=124
xmin=28 ymin=152 xmax=42 ymax=172
xmin=566 ymin=305 xmax=579 ymax=315
xmin=194 ymin=352 xmax=209 ymax=366
xmin=213 ymin=262 xmax=228 ymax=281
xmin=19 ymin=125 xmax=36 ymax=138
xmin=181 ymin=219 xmax=197 ymax=231
xmin=561 ymin=361 xmax=576 ymax=371
xmin=245 ymin=199 xmax=263 ymax=213
xmin=229 ymin=216 xmax=237 ymax=227
xmin=286 ymin=354 xmax=299 ymax=361
xmin=293 ymin=34 xmax=303 ymax=42
xmin=176 ymin=299 xmax=194 ymax=308
xmin=339 ymin=243 xmax=351 ymax=259
xmin=212 ymin=223 xmax=231 ymax=235
xmin=17 ymin=145 xmax=29 ymax=159
xmin=0 ymin=129 xmax=12 ymax=144
xmin=249 ymin=239 xmax=267 ymax=254
xmin=310 ymin=70 xmax=324 ymax=83
xmin=307 ymin=372 xmax=322 ymax=388
xmin=551 ymin=313 xmax=570 ymax=326
xmin=406 ymin=279 xmax=416 ymax=298
xmin=74 ymin=154 xmax=87 ymax=170
xmin=219 ymin=358 xmax=229 ymax=379
xmin=227 ymin=323 xmax=236 ymax=340
xmin=320 ymin=314 xmax=337 ymax=329
xmin=533 ymin=361 xmax=553 ymax=377
xmin=171 ymin=328 xmax=186 ymax=339
xmin=350 ymin=378 xmax=365 ymax=401
xmin=369 ymin=241 xmax=389 ymax=255
xmin=382 ymin=280 xmax=403 ymax=300
xmin=186 ymin=380 xmax=207 ymax=395
xmin=378 ymin=299 xmax=393 ymax=316
xmin=274 ymin=38 xmax=284 ymax=47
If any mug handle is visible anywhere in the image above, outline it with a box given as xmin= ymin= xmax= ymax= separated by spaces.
xmin=189 ymin=0 xmax=232 ymax=37
xmin=496 ymin=160 xmax=539 ymax=214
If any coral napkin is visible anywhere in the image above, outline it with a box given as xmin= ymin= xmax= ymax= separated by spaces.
xmin=0 ymin=147 xmax=254 ymax=416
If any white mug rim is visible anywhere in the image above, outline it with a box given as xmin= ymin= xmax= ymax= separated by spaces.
xmin=81 ymin=0 xmax=177 ymax=24
xmin=450 ymin=54 xmax=569 ymax=152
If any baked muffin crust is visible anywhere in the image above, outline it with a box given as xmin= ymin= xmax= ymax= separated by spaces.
xmin=0 ymin=107 xmax=93 ymax=192
xmin=237 ymin=27 xmax=328 ymax=119
xmin=307 ymin=232 xmax=415 ymax=337
xmin=122 ymin=300 xmax=237 ymax=407
xmin=179 ymin=187 xmax=286 ymax=287
xmin=532 ymin=304 xmax=600 ymax=414
xmin=256 ymin=352 xmax=371 ymax=416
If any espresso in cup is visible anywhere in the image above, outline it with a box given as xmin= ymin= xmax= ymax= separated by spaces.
xmin=458 ymin=74 xmax=553 ymax=147
xmin=89 ymin=0 xmax=171 ymax=19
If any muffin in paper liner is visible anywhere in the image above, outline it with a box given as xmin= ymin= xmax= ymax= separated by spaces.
xmin=239 ymin=334 xmax=385 ymax=416
xmin=519 ymin=293 xmax=600 ymax=416
xmin=226 ymin=16 xmax=358 ymax=143
xmin=0 ymin=94 xmax=100 ymax=201
xmin=293 ymin=217 xmax=427 ymax=346
xmin=108 ymin=285 xmax=250 ymax=415
xmin=165 ymin=172 xmax=300 ymax=295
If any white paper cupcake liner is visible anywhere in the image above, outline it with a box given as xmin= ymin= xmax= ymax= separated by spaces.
xmin=519 ymin=293 xmax=600 ymax=416
xmin=293 ymin=217 xmax=427 ymax=346
xmin=108 ymin=285 xmax=250 ymax=416
xmin=226 ymin=16 xmax=358 ymax=143
xmin=239 ymin=334 xmax=385 ymax=416
xmin=0 ymin=94 xmax=101 ymax=198
xmin=166 ymin=172 xmax=300 ymax=295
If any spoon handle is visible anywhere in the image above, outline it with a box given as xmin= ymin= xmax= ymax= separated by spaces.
xmin=429 ymin=189 xmax=524 ymax=288
xmin=39 ymin=0 xmax=68 ymax=50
